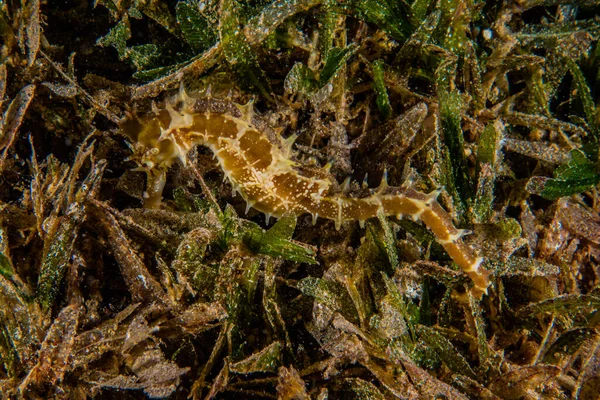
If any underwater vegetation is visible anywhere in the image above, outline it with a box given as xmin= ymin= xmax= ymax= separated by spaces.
xmin=1 ymin=0 xmax=600 ymax=398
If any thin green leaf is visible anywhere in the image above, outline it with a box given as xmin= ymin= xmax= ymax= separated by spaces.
xmin=565 ymin=57 xmax=598 ymax=138
xmin=516 ymin=294 xmax=600 ymax=319
xmin=393 ymin=218 xmax=447 ymax=260
xmin=439 ymin=0 xmax=470 ymax=54
xmin=381 ymin=273 xmax=419 ymax=331
xmin=375 ymin=212 xmax=399 ymax=270
xmin=243 ymin=217 xmax=317 ymax=264
xmin=517 ymin=19 xmax=600 ymax=46
xmin=132 ymin=55 xmax=198 ymax=80
xmin=230 ymin=341 xmax=282 ymax=374
xmin=415 ymin=325 xmax=477 ymax=380
xmin=0 ymin=252 xmax=14 ymax=279
xmin=343 ymin=0 xmax=417 ymax=42
xmin=36 ymin=214 xmax=83 ymax=313
xmin=411 ymin=0 xmax=434 ymax=21
xmin=472 ymin=163 xmax=495 ymax=223
xmin=438 ymin=87 xmax=473 ymax=211
xmin=284 ymin=62 xmax=318 ymax=95
xmin=372 ymin=60 xmax=392 ymax=119
xmin=477 ymin=122 xmax=502 ymax=166
xmin=220 ymin=0 xmax=272 ymax=99
xmin=392 ymin=9 xmax=440 ymax=66
xmin=245 ymin=0 xmax=325 ymax=45
xmin=0 ymin=274 xmax=43 ymax=370
xmin=297 ymin=277 xmax=350 ymax=311
xmin=318 ymin=0 xmax=336 ymax=60
xmin=176 ymin=1 xmax=217 ymax=52
xmin=132 ymin=0 xmax=178 ymax=35
xmin=96 ymin=18 xmax=130 ymax=60
xmin=264 ymin=214 xmax=296 ymax=239
xmin=95 ymin=0 xmax=119 ymax=14
xmin=468 ymin=292 xmax=495 ymax=370
xmin=128 ymin=44 xmax=161 ymax=70
xmin=0 ymin=322 xmax=19 ymax=377
xmin=218 ymin=204 xmax=240 ymax=250
xmin=37 ymin=160 xmax=105 ymax=313
xmin=338 ymin=378 xmax=386 ymax=399
xmin=319 ymin=44 xmax=358 ymax=86
xmin=539 ymin=149 xmax=600 ymax=200
xmin=543 ymin=328 xmax=597 ymax=364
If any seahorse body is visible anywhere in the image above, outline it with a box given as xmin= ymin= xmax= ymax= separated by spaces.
xmin=121 ymin=92 xmax=491 ymax=298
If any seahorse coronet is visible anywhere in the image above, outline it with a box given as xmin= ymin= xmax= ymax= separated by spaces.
xmin=120 ymin=90 xmax=491 ymax=299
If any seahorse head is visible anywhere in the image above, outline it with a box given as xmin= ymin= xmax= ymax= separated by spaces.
xmin=120 ymin=97 xmax=195 ymax=173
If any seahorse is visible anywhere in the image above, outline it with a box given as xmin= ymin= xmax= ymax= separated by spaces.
xmin=120 ymin=90 xmax=491 ymax=298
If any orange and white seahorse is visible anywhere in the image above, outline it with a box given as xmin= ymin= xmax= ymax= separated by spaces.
xmin=120 ymin=90 xmax=491 ymax=298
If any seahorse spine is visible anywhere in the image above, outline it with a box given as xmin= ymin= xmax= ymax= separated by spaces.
xmin=120 ymin=91 xmax=491 ymax=298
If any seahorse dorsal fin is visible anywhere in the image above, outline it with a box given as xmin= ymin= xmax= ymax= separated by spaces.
xmin=177 ymin=81 xmax=192 ymax=105
xmin=282 ymin=133 xmax=298 ymax=154
xmin=235 ymin=98 xmax=255 ymax=122
xmin=376 ymin=168 xmax=389 ymax=193
xmin=245 ymin=200 xmax=255 ymax=215
xmin=426 ymin=186 xmax=444 ymax=204
xmin=341 ymin=176 xmax=351 ymax=192
xmin=362 ymin=173 xmax=369 ymax=189
xmin=205 ymin=84 xmax=213 ymax=98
